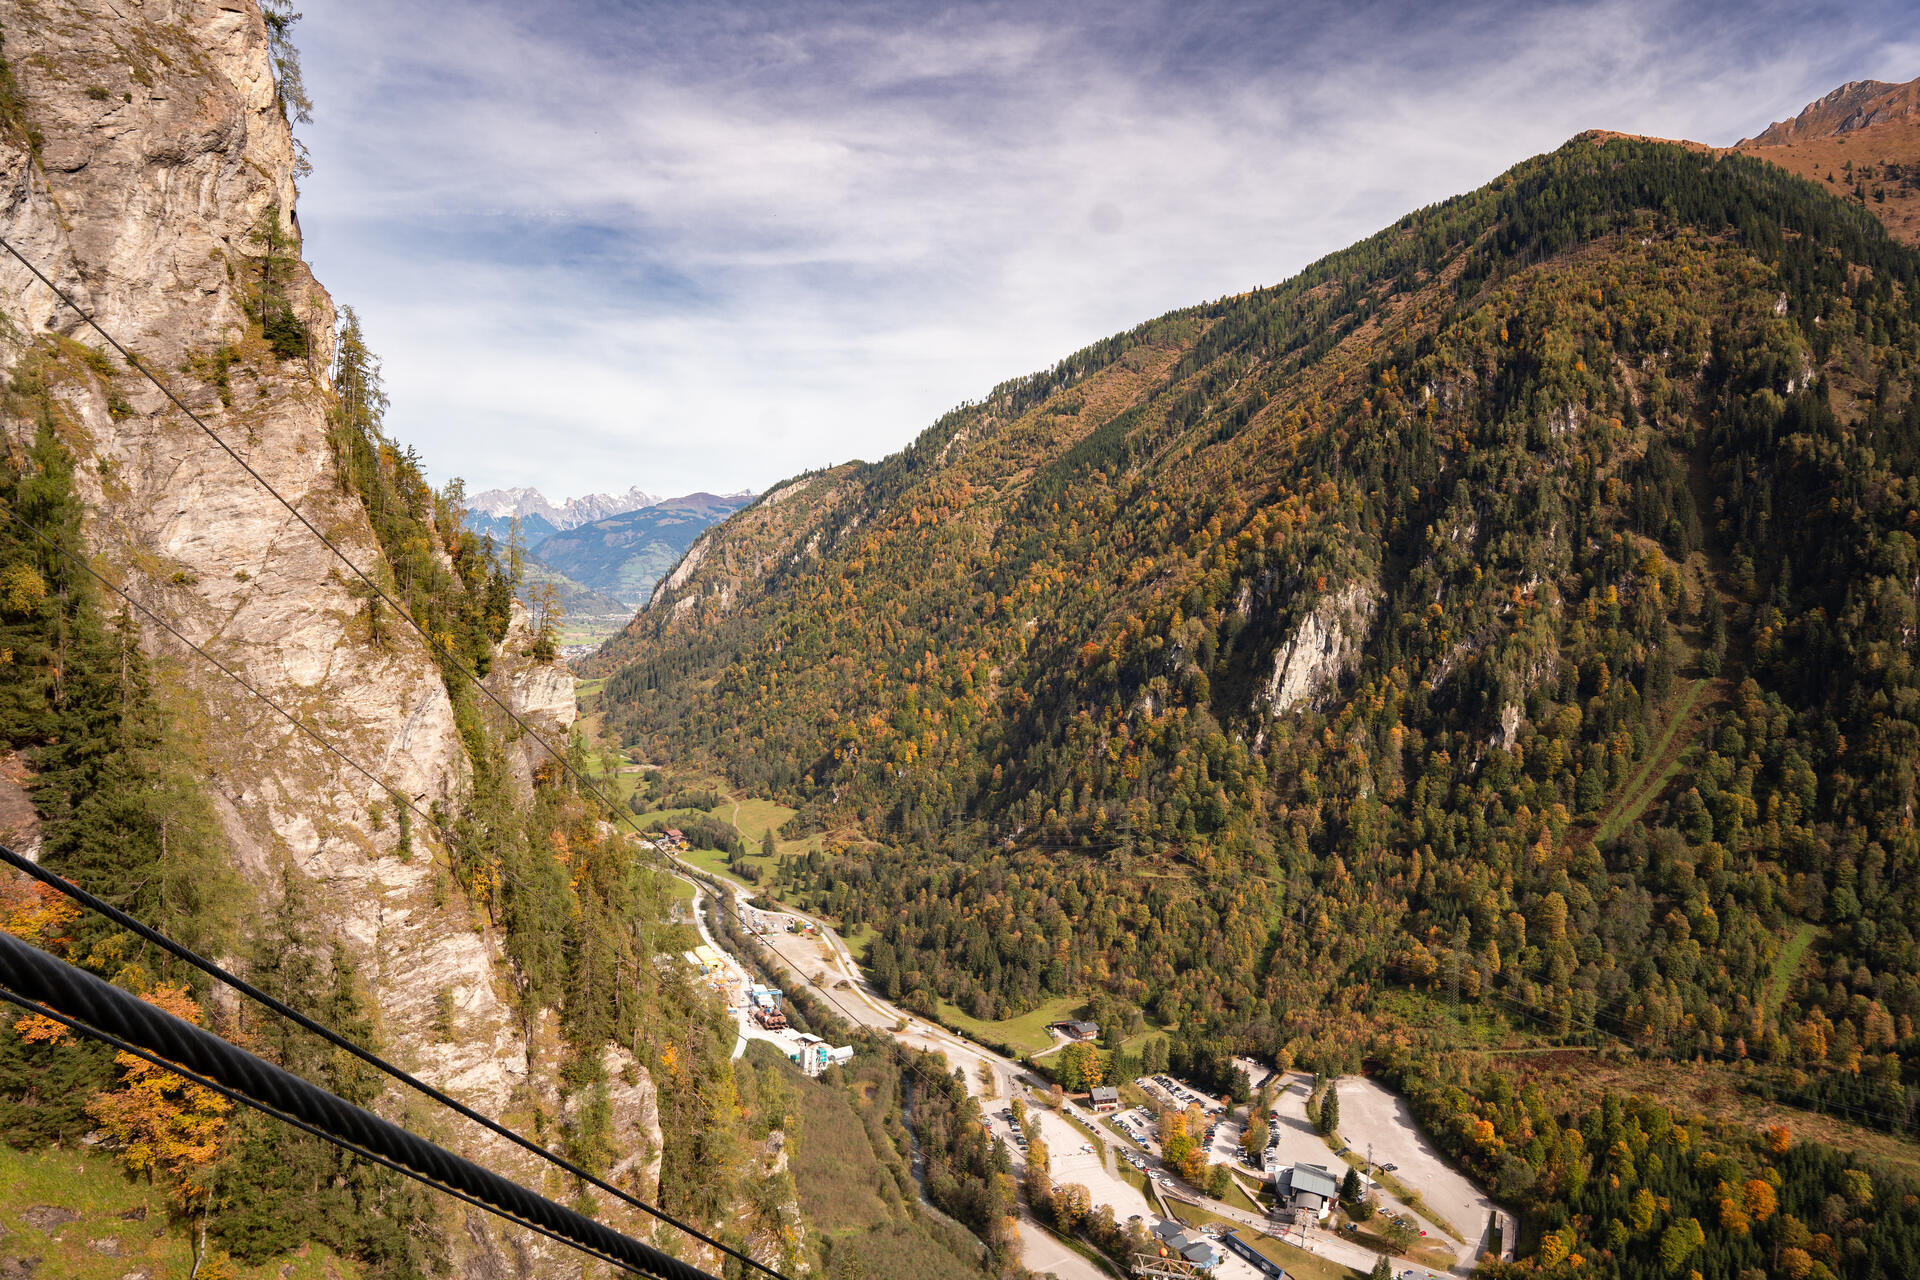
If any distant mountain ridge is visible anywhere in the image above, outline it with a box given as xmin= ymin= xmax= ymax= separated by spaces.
xmin=1740 ymin=76 xmax=1920 ymax=146
xmin=468 ymin=484 xmax=659 ymax=530
xmin=527 ymin=490 xmax=756 ymax=608
xmin=1736 ymin=73 xmax=1920 ymax=246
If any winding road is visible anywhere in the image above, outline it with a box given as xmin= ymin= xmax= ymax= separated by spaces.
xmin=668 ymin=851 xmax=1506 ymax=1279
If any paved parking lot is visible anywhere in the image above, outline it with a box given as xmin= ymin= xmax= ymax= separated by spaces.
xmin=1032 ymin=1107 xmax=1158 ymax=1225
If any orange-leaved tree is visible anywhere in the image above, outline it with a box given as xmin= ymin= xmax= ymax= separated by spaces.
xmin=86 ymin=984 xmax=231 ymax=1212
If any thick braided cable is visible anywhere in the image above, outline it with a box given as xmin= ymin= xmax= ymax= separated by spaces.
xmin=0 ymin=989 xmax=650 ymax=1278
xmin=0 ymin=931 xmax=717 ymax=1280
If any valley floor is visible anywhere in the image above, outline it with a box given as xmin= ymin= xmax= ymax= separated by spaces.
xmin=671 ymin=850 xmax=1513 ymax=1280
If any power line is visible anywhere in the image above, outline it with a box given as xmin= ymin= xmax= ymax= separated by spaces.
xmin=0 ymin=234 xmax=660 ymax=877
xmin=0 ymin=498 xmax=794 ymax=1279
xmin=0 ymin=931 xmax=718 ymax=1280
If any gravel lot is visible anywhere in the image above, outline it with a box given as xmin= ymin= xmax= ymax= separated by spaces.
xmin=1334 ymin=1076 xmax=1516 ymax=1263
xmin=1267 ymin=1071 xmax=1349 ymax=1179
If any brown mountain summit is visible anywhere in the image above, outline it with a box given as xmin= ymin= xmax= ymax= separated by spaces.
xmin=1735 ymin=74 xmax=1920 ymax=244
xmin=1740 ymin=76 xmax=1920 ymax=146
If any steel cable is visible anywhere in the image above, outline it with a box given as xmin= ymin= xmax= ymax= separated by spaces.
xmin=0 ymin=930 xmax=718 ymax=1280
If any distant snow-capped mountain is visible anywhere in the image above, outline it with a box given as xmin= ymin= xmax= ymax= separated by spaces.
xmin=468 ymin=485 xmax=659 ymax=530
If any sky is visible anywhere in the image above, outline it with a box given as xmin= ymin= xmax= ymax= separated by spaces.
xmin=292 ymin=0 xmax=1920 ymax=500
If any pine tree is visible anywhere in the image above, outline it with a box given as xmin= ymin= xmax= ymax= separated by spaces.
xmin=1318 ymin=1082 xmax=1340 ymax=1138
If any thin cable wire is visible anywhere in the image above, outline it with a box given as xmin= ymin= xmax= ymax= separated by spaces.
xmin=0 ymin=982 xmax=701 ymax=1280
xmin=0 ymin=234 xmax=662 ymax=867
xmin=0 ymin=501 xmax=648 ymax=929
xmin=0 ymin=462 xmax=791 ymax=1273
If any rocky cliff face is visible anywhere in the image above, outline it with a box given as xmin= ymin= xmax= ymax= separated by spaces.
xmin=0 ymin=3 xmax=642 ymax=1271
xmin=1260 ymin=582 xmax=1378 ymax=714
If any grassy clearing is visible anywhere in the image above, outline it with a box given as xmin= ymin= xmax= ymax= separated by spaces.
xmin=1116 ymin=1021 xmax=1177 ymax=1056
xmin=1593 ymin=677 xmax=1709 ymax=845
xmin=732 ymin=798 xmax=797 ymax=842
xmin=840 ymin=923 xmax=877 ymax=963
xmin=1763 ymin=923 xmax=1819 ymax=1022
xmin=0 ymin=1145 xmax=357 ymax=1279
xmin=933 ymin=995 xmax=1082 ymax=1056
xmin=678 ymin=844 xmax=783 ymax=889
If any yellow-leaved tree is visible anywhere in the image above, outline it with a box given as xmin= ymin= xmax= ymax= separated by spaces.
xmin=86 ymin=984 xmax=231 ymax=1209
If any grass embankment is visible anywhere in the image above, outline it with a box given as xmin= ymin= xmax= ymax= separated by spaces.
xmin=771 ymin=1045 xmax=982 ymax=1280
xmin=1030 ymin=1218 xmax=1126 ymax=1278
xmin=1343 ymin=1215 xmax=1457 ymax=1270
xmin=933 ymin=995 xmax=1082 ymax=1056
xmin=0 ymin=1145 xmax=357 ymax=1279
xmin=1220 ymin=1178 xmax=1264 ymax=1215
xmin=1165 ymin=1200 xmax=1363 ymax=1280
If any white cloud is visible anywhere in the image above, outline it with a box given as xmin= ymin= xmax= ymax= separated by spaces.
xmin=291 ymin=0 xmax=1914 ymax=498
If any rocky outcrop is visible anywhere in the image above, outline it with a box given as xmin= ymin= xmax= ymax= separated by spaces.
xmin=0 ymin=4 xmax=623 ymax=1271
xmin=0 ymin=752 xmax=38 ymax=862
xmin=482 ymin=601 xmax=579 ymax=796
xmin=1261 ymin=583 xmax=1378 ymax=714
xmin=1741 ymin=76 xmax=1920 ymax=146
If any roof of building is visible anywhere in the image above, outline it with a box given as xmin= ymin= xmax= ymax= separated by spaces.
xmin=1282 ymin=1163 xmax=1341 ymax=1200
xmin=1179 ymin=1239 xmax=1220 ymax=1266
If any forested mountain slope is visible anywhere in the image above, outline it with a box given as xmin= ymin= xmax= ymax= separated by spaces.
xmin=591 ymin=133 xmax=1920 ymax=1154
